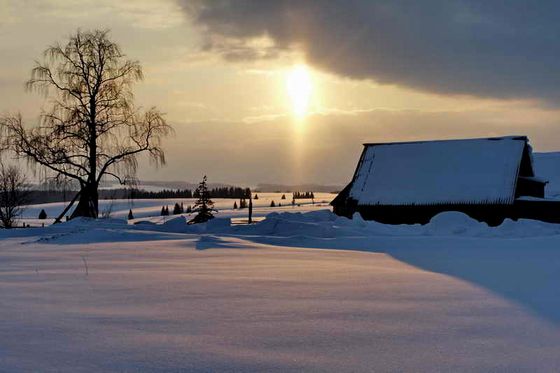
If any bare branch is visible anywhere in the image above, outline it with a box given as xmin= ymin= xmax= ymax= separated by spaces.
xmin=0 ymin=29 xmax=172 ymax=219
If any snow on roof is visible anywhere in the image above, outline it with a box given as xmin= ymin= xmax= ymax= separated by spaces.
xmin=349 ymin=136 xmax=529 ymax=206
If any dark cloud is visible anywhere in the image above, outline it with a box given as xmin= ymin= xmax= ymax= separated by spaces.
xmin=182 ymin=0 xmax=560 ymax=102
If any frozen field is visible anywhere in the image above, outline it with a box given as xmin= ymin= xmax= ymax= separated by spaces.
xmin=21 ymin=192 xmax=335 ymax=226
xmin=1 ymin=209 xmax=560 ymax=371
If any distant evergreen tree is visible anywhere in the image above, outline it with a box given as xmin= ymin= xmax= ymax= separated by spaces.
xmin=254 ymin=194 xmax=259 ymax=200
xmin=239 ymin=198 xmax=247 ymax=209
xmin=128 ymin=209 xmax=134 ymax=220
xmin=173 ymin=203 xmax=181 ymax=215
xmin=291 ymin=199 xmax=295 ymax=206
xmin=270 ymin=200 xmax=276 ymax=207
xmin=278 ymin=203 xmax=282 ymax=207
xmin=160 ymin=206 xmax=166 ymax=216
xmin=281 ymin=194 xmax=286 ymax=200
xmin=186 ymin=205 xmax=192 ymax=213
xmin=233 ymin=201 xmax=238 ymax=209
xmin=180 ymin=202 xmax=184 ymax=213
xmin=292 ymin=191 xmax=314 ymax=199
xmin=189 ymin=176 xmax=217 ymax=224
xmin=38 ymin=209 xmax=47 ymax=219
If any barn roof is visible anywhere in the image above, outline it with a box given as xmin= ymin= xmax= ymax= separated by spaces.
xmin=348 ymin=136 xmax=533 ymax=206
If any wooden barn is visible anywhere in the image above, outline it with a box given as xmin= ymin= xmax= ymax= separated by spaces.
xmin=331 ymin=136 xmax=560 ymax=226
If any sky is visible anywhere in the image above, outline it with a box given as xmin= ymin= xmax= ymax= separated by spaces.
xmin=1 ymin=0 xmax=560 ymax=186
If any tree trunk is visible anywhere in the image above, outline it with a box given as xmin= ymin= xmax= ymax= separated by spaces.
xmin=70 ymin=183 xmax=98 ymax=218
xmin=54 ymin=190 xmax=81 ymax=223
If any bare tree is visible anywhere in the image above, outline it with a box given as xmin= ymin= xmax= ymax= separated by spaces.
xmin=0 ymin=29 xmax=172 ymax=220
xmin=0 ymin=163 xmax=29 ymax=228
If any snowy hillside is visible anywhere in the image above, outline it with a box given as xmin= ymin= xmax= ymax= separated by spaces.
xmin=1 ymin=210 xmax=560 ymax=371
xmin=534 ymin=152 xmax=560 ymax=198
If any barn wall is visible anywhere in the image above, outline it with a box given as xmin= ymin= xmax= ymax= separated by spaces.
xmin=354 ymin=204 xmax=513 ymax=226
xmin=332 ymin=200 xmax=560 ymax=226
xmin=516 ymin=178 xmax=546 ymax=198
xmin=512 ymin=200 xmax=560 ymax=223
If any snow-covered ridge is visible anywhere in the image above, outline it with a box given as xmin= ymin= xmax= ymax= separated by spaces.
xmin=41 ymin=210 xmax=560 ymax=243
xmin=229 ymin=210 xmax=560 ymax=238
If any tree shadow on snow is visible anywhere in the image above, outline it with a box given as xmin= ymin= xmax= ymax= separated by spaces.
xmin=195 ymin=235 xmax=249 ymax=250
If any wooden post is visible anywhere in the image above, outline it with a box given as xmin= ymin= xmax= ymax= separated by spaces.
xmin=248 ymin=189 xmax=253 ymax=224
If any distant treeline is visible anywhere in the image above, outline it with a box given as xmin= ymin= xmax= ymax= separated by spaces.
xmin=26 ymin=186 xmax=252 ymax=205
xmin=292 ymin=191 xmax=315 ymax=199
xmin=198 ymin=187 xmax=251 ymax=199
xmin=129 ymin=189 xmax=193 ymax=199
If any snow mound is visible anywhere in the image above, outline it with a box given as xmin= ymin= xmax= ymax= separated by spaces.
xmin=234 ymin=212 xmax=337 ymax=238
xmin=490 ymin=218 xmax=560 ymax=238
xmin=61 ymin=217 xmax=127 ymax=227
xmin=88 ymin=209 xmax=560 ymax=239
xmin=425 ymin=212 xmax=487 ymax=236
xmin=232 ymin=210 xmax=560 ymax=239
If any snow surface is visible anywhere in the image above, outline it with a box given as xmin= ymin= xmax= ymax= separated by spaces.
xmin=21 ymin=192 xmax=335 ymax=227
xmin=1 ymin=209 xmax=560 ymax=371
xmin=350 ymin=137 xmax=526 ymax=205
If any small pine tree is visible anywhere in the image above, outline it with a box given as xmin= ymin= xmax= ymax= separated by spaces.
xmin=281 ymin=194 xmax=286 ymax=200
xmin=291 ymin=199 xmax=295 ymax=206
xmin=233 ymin=201 xmax=238 ymax=209
xmin=173 ymin=203 xmax=181 ymax=215
xmin=186 ymin=205 xmax=192 ymax=213
xmin=270 ymin=200 xmax=276 ymax=207
xmin=189 ymin=175 xmax=216 ymax=224
xmin=278 ymin=203 xmax=282 ymax=207
xmin=128 ymin=209 xmax=134 ymax=220
xmin=163 ymin=206 xmax=170 ymax=216
xmin=160 ymin=206 xmax=166 ymax=216
xmin=38 ymin=209 xmax=47 ymax=219
xmin=254 ymin=194 xmax=259 ymax=200
xmin=180 ymin=202 xmax=184 ymax=213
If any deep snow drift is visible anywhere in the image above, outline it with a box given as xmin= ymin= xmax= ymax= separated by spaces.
xmin=1 ymin=210 xmax=560 ymax=372
xmin=132 ymin=209 xmax=560 ymax=240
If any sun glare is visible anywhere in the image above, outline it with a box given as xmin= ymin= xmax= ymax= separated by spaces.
xmin=285 ymin=64 xmax=313 ymax=119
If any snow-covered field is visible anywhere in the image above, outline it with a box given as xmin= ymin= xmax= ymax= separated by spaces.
xmin=21 ymin=192 xmax=335 ymax=226
xmin=1 ymin=207 xmax=560 ymax=371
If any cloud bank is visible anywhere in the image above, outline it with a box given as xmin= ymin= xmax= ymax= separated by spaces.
xmin=183 ymin=0 xmax=560 ymax=103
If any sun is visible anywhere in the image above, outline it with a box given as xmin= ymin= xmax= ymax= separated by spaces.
xmin=285 ymin=64 xmax=313 ymax=119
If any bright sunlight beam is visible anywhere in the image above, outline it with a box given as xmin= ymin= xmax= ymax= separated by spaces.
xmin=285 ymin=64 xmax=313 ymax=119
